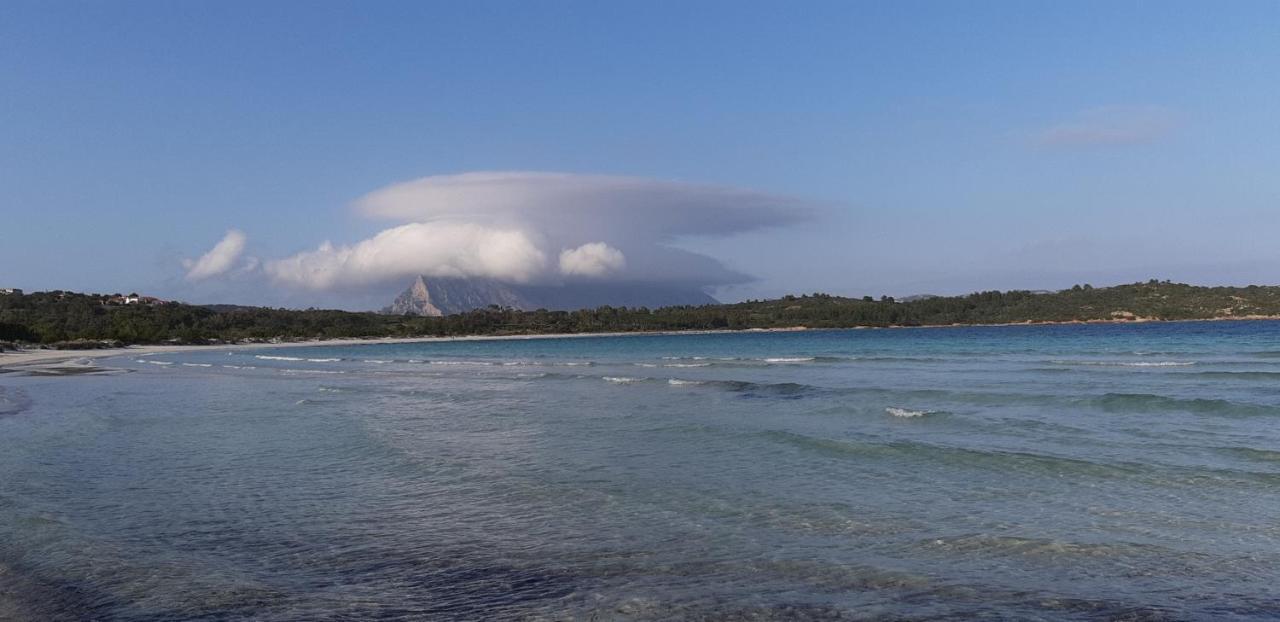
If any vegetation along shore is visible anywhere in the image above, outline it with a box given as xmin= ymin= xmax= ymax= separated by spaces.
xmin=3 ymin=280 xmax=1280 ymax=350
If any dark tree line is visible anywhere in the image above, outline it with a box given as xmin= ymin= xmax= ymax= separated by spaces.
xmin=3 ymin=280 xmax=1280 ymax=347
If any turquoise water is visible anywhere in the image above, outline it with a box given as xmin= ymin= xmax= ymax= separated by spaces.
xmin=4 ymin=321 xmax=1280 ymax=619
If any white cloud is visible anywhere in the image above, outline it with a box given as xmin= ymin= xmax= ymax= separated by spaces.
xmin=559 ymin=242 xmax=626 ymax=277
xmin=184 ymin=229 xmax=247 ymax=281
xmin=200 ymin=172 xmax=815 ymax=293
xmin=1034 ymin=106 xmax=1177 ymax=148
xmin=263 ymin=222 xmax=546 ymax=290
xmin=347 ymin=171 xmax=814 ymax=286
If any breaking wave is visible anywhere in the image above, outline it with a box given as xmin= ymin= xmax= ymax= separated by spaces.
xmin=886 ymin=407 xmax=934 ymax=418
xmin=1051 ymin=360 xmax=1195 ymax=367
xmin=603 ymin=376 xmax=645 ymax=384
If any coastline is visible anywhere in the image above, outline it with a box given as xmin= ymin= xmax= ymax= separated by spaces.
xmin=0 ymin=329 xmax=778 ymax=370
xmin=4 ymin=315 xmax=1280 ymax=372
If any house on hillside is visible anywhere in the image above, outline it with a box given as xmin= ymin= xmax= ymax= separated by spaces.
xmin=0 ymin=288 xmax=21 ymax=295
xmin=105 ymin=293 xmax=167 ymax=306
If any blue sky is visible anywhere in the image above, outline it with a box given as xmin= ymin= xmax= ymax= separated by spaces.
xmin=3 ymin=1 xmax=1278 ymax=308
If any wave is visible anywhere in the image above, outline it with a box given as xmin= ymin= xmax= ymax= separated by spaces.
xmin=886 ymin=407 xmax=935 ymax=418
xmin=280 ymin=369 xmax=345 ymax=375
xmin=502 ymin=368 xmax=1280 ymax=417
xmin=1091 ymin=392 xmax=1279 ymax=417
xmin=603 ymin=376 xmax=645 ymax=384
xmin=139 ymin=360 xmax=172 ymax=366
xmin=664 ymin=362 xmax=711 ymax=368
xmin=1188 ymin=371 xmax=1280 ymax=380
xmin=920 ymin=534 xmax=1169 ymax=561
xmin=181 ymin=363 xmax=212 ymax=368
xmin=307 ymin=358 xmax=341 ymax=363
xmin=426 ymin=360 xmax=494 ymax=366
xmin=847 ymin=355 xmax=951 ymax=363
xmin=1221 ymin=446 xmax=1280 ymax=463
xmin=758 ymin=430 xmax=1137 ymax=479
xmin=667 ymin=378 xmax=704 ymax=386
xmin=1051 ymin=360 xmax=1195 ymax=367
xmin=762 ymin=357 xmax=816 ymax=363
xmin=255 ymin=355 xmax=304 ymax=361
xmin=715 ymin=380 xmax=817 ymax=398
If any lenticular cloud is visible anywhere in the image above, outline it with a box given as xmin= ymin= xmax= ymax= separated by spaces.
xmin=244 ymin=172 xmax=813 ymax=290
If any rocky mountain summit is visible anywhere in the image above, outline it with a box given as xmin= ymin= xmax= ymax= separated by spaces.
xmin=383 ymin=276 xmax=531 ymax=316
xmin=383 ymin=275 xmax=717 ymax=316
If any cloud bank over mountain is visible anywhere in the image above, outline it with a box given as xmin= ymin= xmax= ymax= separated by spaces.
xmin=559 ymin=242 xmax=626 ymax=278
xmin=195 ymin=172 xmax=815 ymax=295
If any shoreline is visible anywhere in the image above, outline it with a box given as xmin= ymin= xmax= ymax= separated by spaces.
xmin=4 ymin=316 xmax=1280 ymax=371
xmin=0 ymin=329 xmax=785 ymax=370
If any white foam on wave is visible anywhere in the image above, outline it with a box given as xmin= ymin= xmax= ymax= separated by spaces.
xmin=256 ymin=355 xmax=304 ymax=361
xmin=221 ymin=364 xmax=255 ymax=370
xmin=667 ymin=378 xmax=704 ymax=386
xmin=307 ymin=358 xmax=341 ymax=363
xmin=181 ymin=363 xmax=212 ymax=367
xmin=664 ymin=362 xmax=711 ymax=368
xmin=634 ymin=363 xmax=658 ymax=368
xmin=763 ymin=357 xmax=815 ymax=363
xmin=281 ymin=369 xmax=345 ymax=375
xmin=428 ymin=360 xmax=493 ymax=366
xmin=141 ymin=360 xmax=173 ymax=366
xmin=603 ymin=376 xmax=644 ymax=384
xmin=886 ymin=407 xmax=932 ymax=418
xmin=1054 ymin=360 xmax=1195 ymax=367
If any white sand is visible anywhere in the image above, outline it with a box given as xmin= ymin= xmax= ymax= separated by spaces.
xmin=0 ymin=329 xmax=773 ymax=371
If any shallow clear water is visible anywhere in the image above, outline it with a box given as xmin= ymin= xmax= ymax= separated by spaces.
xmin=4 ymin=321 xmax=1280 ymax=620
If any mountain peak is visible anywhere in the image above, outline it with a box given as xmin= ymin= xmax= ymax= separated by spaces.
xmin=383 ymin=276 xmax=718 ymax=316
xmin=383 ymin=276 xmax=531 ymax=316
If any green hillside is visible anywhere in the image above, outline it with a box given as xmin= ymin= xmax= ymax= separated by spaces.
xmin=3 ymin=280 xmax=1280 ymax=347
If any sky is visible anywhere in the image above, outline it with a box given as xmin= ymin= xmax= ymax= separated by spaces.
xmin=2 ymin=1 xmax=1279 ymax=309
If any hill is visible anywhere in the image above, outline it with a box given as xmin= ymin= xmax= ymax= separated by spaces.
xmin=3 ymin=280 xmax=1280 ymax=347
xmin=382 ymin=275 xmax=719 ymax=316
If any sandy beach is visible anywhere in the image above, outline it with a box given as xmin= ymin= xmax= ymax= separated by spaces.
xmin=0 ymin=329 xmax=769 ymax=371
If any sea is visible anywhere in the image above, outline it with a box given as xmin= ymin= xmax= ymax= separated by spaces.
xmin=3 ymin=320 xmax=1280 ymax=620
